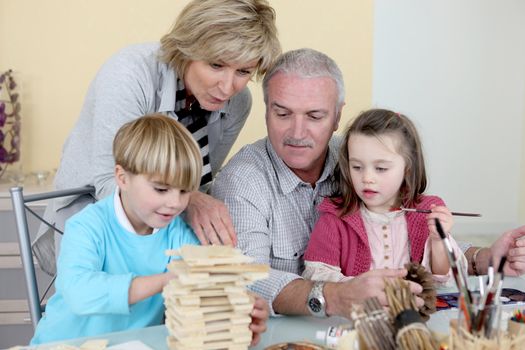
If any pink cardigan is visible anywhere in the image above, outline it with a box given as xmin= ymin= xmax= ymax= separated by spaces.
xmin=304 ymin=195 xmax=445 ymax=276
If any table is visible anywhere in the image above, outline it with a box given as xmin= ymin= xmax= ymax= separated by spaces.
xmin=25 ymin=276 xmax=525 ymax=349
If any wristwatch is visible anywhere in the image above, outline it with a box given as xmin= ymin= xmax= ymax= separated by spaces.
xmin=307 ymin=281 xmax=326 ymax=317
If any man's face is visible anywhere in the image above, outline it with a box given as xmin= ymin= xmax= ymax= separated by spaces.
xmin=265 ymin=72 xmax=342 ymax=183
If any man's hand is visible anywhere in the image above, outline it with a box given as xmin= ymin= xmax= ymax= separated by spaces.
xmin=186 ymin=191 xmax=237 ymax=246
xmin=491 ymin=225 xmax=525 ymax=276
xmin=325 ymin=268 xmax=424 ymax=319
xmin=249 ymin=295 xmax=269 ymax=346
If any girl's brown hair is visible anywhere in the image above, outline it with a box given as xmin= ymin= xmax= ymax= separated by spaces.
xmin=334 ymin=108 xmax=427 ymax=216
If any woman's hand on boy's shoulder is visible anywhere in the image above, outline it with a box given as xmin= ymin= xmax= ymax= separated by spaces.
xmin=185 ymin=191 xmax=237 ymax=246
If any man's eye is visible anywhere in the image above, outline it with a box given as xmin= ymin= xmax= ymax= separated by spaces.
xmin=274 ymin=110 xmax=289 ymax=117
xmin=308 ymin=114 xmax=323 ymax=120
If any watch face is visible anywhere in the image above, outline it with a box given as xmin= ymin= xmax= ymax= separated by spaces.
xmin=308 ymin=298 xmax=322 ymax=313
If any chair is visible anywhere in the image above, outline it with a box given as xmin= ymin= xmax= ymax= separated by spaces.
xmin=9 ymin=185 xmax=95 ymax=330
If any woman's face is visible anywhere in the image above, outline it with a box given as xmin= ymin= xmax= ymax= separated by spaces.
xmin=184 ymin=59 xmax=258 ymax=111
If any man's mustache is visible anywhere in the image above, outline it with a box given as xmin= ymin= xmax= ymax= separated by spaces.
xmin=283 ymin=138 xmax=314 ymax=148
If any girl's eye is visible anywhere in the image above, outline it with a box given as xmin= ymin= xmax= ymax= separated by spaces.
xmin=351 ymin=166 xmax=361 ymax=171
xmin=376 ymin=167 xmax=388 ymax=172
xmin=154 ymin=187 xmax=168 ymax=193
xmin=210 ymin=63 xmax=223 ymax=69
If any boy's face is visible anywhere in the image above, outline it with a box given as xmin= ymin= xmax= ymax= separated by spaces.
xmin=115 ymin=166 xmax=190 ymax=235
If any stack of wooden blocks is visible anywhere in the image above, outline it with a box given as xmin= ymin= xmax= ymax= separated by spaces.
xmin=163 ymin=245 xmax=269 ymax=350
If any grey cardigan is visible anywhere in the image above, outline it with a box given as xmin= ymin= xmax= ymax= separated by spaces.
xmin=54 ymin=42 xmax=251 ymax=206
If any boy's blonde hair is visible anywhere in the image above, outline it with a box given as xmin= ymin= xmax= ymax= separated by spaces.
xmin=113 ymin=114 xmax=202 ymax=191
xmin=160 ymin=0 xmax=281 ymax=81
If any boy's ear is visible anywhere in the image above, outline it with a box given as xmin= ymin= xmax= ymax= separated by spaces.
xmin=115 ymin=165 xmax=129 ymax=189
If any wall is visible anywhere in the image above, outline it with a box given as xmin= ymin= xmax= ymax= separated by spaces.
xmin=373 ymin=0 xmax=525 ymax=233
xmin=0 ymin=0 xmax=373 ymax=175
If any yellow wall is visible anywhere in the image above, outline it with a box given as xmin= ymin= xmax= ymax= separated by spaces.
xmin=0 ymin=0 xmax=373 ymax=174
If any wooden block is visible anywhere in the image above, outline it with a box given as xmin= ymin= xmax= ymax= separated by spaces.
xmin=167 ymin=335 xmax=251 ymax=350
xmin=200 ymin=296 xmax=230 ymax=306
xmin=226 ymin=293 xmax=250 ymax=305
xmin=169 ymin=262 xmax=269 ymax=274
xmin=79 ymin=339 xmax=109 ymax=350
xmin=167 ymin=245 xmax=254 ymax=266
xmin=178 ymin=273 xmax=243 ymax=285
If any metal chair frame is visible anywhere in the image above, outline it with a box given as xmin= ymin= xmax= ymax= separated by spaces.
xmin=9 ymin=185 xmax=95 ymax=330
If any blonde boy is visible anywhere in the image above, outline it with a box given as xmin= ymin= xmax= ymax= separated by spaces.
xmin=31 ymin=114 xmax=203 ymax=344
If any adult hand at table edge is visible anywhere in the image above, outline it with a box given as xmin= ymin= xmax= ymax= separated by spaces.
xmin=249 ymin=295 xmax=269 ymax=346
xmin=185 ymin=191 xmax=237 ymax=246
xmin=324 ymin=268 xmax=424 ymax=319
xmin=490 ymin=225 xmax=525 ymax=276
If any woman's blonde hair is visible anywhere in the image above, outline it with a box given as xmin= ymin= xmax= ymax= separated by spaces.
xmin=160 ymin=0 xmax=281 ymax=81
xmin=113 ymin=114 xmax=202 ymax=191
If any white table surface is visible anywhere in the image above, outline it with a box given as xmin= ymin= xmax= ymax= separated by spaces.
xmin=20 ymin=275 xmax=525 ymax=349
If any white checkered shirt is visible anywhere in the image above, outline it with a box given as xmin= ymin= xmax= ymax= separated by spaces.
xmin=211 ymin=137 xmax=340 ymax=315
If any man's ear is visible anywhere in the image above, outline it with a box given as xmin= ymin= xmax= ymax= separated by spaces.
xmin=334 ymin=102 xmax=345 ymax=131
xmin=115 ymin=165 xmax=129 ymax=189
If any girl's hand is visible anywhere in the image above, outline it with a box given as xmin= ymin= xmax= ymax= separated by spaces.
xmin=426 ymin=204 xmax=454 ymax=240
xmin=249 ymin=295 xmax=269 ymax=346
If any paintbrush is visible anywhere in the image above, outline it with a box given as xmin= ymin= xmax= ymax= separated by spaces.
xmin=482 ymin=256 xmax=506 ymax=338
xmin=399 ymin=207 xmax=481 ymax=217
xmin=435 ymin=218 xmax=474 ymax=330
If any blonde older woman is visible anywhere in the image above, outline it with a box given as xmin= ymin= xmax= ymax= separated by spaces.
xmin=35 ymin=0 xmax=281 ymax=276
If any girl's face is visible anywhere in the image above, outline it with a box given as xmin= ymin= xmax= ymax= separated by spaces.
xmin=184 ymin=59 xmax=258 ymax=111
xmin=115 ymin=166 xmax=190 ymax=235
xmin=347 ymin=132 xmax=406 ymax=214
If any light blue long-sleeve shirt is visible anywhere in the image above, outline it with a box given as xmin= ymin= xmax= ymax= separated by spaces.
xmin=31 ymin=193 xmax=199 ymax=345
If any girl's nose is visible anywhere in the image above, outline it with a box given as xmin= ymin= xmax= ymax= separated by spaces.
xmin=363 ymin=170 xmax=375 ymax=184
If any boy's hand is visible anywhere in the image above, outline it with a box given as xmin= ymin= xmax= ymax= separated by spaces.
xmin=426 ymin=204 xmax=454 ymax=240
xmin=249 ymin=295 xmax=269 ymax=346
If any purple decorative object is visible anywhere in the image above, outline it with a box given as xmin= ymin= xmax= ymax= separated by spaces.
xmin=0 ymin=69 xmax=22 ymax=178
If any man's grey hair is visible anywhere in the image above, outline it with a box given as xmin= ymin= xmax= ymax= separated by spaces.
xmin=262 ymin=48 xmax=345 ymax=109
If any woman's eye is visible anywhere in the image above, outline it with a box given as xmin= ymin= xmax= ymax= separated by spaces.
xmin=210 ymin=63 xmax=223 ymax=69
xmin=237 ymin=69 xmax=252 ymax=76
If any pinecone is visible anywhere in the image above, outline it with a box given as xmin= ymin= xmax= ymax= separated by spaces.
xmin=404 ymin=262 xmax=436 ymax=321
